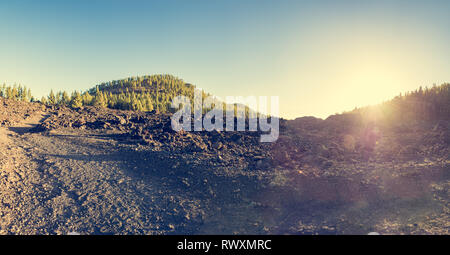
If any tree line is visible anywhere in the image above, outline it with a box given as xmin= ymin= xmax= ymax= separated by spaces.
xmin=0 ymin=83 xmax=33 ymax=102
xmin=352 ymin=83 xmax=450 ymax=123
xmin=40 ymin=74 xmax=196 ymax=112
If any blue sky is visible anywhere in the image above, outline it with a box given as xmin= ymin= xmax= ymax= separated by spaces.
xmin=1 ymin=0 xmax=449 ymax=119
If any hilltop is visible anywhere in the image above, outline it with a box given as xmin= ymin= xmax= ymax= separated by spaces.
xmin=39 ymin=75 xmax=199 ymax=113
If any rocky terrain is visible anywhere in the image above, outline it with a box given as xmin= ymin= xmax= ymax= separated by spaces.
xmin=0 ymin=97 xmax=448 ymax=234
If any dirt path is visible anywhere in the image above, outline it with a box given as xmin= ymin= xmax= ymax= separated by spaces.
xmin=8 ymin=112 xmax=50 ymax=135
xmin=0 ymin=111 xmax=208 ymax=234
xmin=0 ymin=111 xmax=50 ymax=234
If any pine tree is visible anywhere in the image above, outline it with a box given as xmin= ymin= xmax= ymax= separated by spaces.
xmin=62 ymin=91 xmax=70 ymax=106
xmin=26 ymin=88 xmax=32 ymax=102
xmin=11 ymin=86 xmax=18 ymax=100
xmin=93 ymin=91 xmax=107 ymax=108
xmin=82 ymin=92 xmax=93 ymax=106
xmin=70 ymin=91 xmax=83 ymax=109
xmin=48 ymin=90 xmax=57 ymax=105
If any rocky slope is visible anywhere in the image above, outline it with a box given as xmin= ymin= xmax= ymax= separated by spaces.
xmin=0 ymin=98 xmax=448 ymax=234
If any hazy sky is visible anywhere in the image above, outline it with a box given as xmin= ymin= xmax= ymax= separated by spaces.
xmin=1 ymin=0 xmax=449 ymax=119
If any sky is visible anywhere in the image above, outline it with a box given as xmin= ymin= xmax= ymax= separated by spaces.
xmin=0 ymin=0 xmax=449 ymax=119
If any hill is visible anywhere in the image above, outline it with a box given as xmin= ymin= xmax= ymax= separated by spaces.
xmin=40 ymin=74 xmax=203 ymax=113
xmin=89 ymin=74 xmax=196 ymax=112
xmin=41 ymin=74 xmax=261 ymax=120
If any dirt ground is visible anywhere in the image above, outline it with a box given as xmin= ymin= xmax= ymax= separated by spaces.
xmin=0 ymin=112 xmax=203 ymax=234
xmin=0 ymin=108 xmax=267 ymax=234
xmin=0 ymin=101 xmax=448 ymax=235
